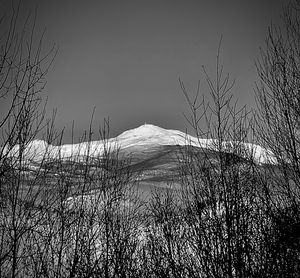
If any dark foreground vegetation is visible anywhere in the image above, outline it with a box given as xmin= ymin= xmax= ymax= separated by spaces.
xmin=1 ymin=1 xmax=300 ymax=277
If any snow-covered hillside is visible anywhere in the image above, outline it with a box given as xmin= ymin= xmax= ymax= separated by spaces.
xmin=3 ymin=124 xmax=275 ymax=164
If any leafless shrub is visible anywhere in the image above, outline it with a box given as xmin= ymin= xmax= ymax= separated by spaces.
xmin=0 ymin=3 xmax=143 ymax=277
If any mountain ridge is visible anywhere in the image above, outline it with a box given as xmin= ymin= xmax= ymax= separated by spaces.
xmin=4 ymin=124 xmax=275 ymax=164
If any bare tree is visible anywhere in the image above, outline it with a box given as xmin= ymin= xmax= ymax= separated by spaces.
xmin=255 ymin=0 xmax=300 ymax=275
xmin=14 ymin=118 xmax=144 ymax=278
xmin=177 ymin=42 xmax=271 ymax=277
xmin=0 ymin=3 xmax=145 ymax=277
xmin=0 ymin=1 xmax=57 ymax=277
xmin=140 ymin=188 xmax=189 ymax=278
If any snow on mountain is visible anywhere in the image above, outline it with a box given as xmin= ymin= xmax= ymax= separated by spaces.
xmin=115 ymin=124 xmax=275 ymax=164
xmin=115 ymin=124 xmax=212 ymax=148
xmin=4 ymin=139 xmax=50 ymax=162
xmin=4 ymin=124 xmax=275 ymax=164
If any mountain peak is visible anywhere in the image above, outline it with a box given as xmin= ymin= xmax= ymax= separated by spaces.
xmin=117 ymin=124 xmax=169 ymax=139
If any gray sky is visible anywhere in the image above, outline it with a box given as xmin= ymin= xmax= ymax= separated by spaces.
xmin=1 ymin=0 xmax=286 ymax=142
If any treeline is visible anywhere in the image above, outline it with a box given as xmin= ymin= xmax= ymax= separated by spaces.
xmin=0 ymin=0 xmax=300 ymax=277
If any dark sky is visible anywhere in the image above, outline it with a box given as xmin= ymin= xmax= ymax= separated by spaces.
xmin=1 ymin=0 xmax=285 ymax=142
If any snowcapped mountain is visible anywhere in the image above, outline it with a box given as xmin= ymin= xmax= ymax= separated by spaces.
xmin=4 ymin=124 xmax=275 ymax=164
xmin=116 ymin=124 xmax=207 ymax=148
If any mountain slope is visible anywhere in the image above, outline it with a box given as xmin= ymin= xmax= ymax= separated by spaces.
xmin=4 ymin=124 xmax=275 ymax=164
